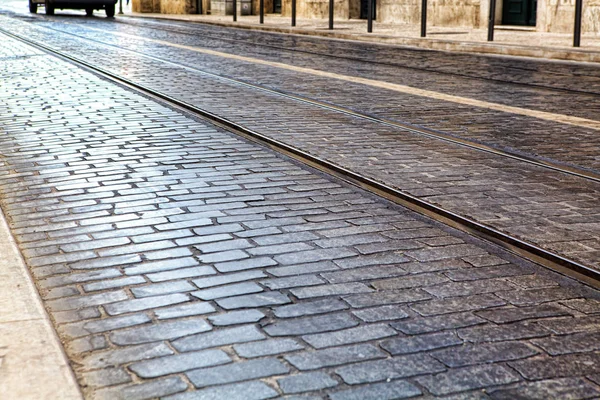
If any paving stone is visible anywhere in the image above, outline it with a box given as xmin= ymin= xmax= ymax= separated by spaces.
xmin=214 ymin=256 xmax=278 ymax=272
xmin=124 ymin=257 xmax=199 ymax=275
xmin=195 ymin=238 xmax=253 ymax=253
xmin=475 ymin=304 xmax=572 ymax=324
xmin=82 ymin=343 xmax=174 ymax=369
xmin=260 ymin=275 xmax=325 ymax=290
xmin=163 ymin=381 xmax=278 ymax=400
xmin=95 ymin=376 xmax=188 ymax=400
xmin=54 ymin=307 xmax=102 ymax=324
xmin=560 ymin=298 xmax=600 ymax=314
xmin=216 ymin=292 xmax=291 ymax=309
xmin=410 ymin=294 xmax=506 ymax=316
xmin=423 ymin=279 xmax=518 ymax=298
xmin=405 ymin=245 xmax=488 ymax=262
xmin=208 ymin=310 xmax=265 ymax=326
xmin=70 ymin=254 xmax=142 ymax=270
xmin=372 ymin=273 xmax=449 ymax=290
xmin=81 ymin=368 xmax=132 ymax=388
xmin=432 ymin=341 xmax=538 ymax=367
xmin=537 ymin=315 xmax=600 ymax=334
xmin=192 ymin=270 xmax=266 ymax=289
xmin=381 ymin=331 xmax=462 ymax=355
xmin=329 ymin=380 xmax=421 ymax=400
xmin=264 ymin=313 xmax=358 ymax=336
xmin=267 ymin=261 xmax=339 ymax=277
xmin=277 ymin=372 xmax=338 ymax=394
xmin=173 ymin=325 xmax=266 ymax=352
xmin=234 ymin=339 xmax=305 ymax=358
xmin=274 ymin=248 xmax=356 ymax=265
xmin=84 ymin=276 xmax=147 ymax=292
xmin=509 ymin=352 xmax=600 ymax=379
xmin=444 ymin=264 xmax=531 ymax=281
xmin=344 ymin=289 xmax=431 ymax=308
xmin=334 ymin=253 xmax=410 ymax=269
xmin=186 ymin=358 xmax=289 ymax=388
xmin=198 ymin=250 xmax=250 ymax=264
xmin=334 ymin=353 xmax=446 ymax=384
xmin=285 ymin=344 xmax=386 ymax=370
xmin=416 ymin=364 xmax=520 ymax=396
xmin=47 ymin=290 xmax=129 ymax=312
xmin=155 ymin=302 xmax=216 ymax=320
xmin=41 ymin=269 xmax=123 ymax=289
xmin=75 ymin=314 xmax=152 ymax=336
xmin=273 ymin=299 xmax=349 ymax=318
xmin=321 ymin=265 xmax=408 ymax=284
xmin=303 ymin=323 xmax=397 ymax=349
xmin=488 ymin=377 xmax=600 ymax=400
xmin=192 ymin=282 xmax=263 ymax=300
xmin=290 ymin=283 xmax=373 ymax=299
xmin=495 ymin=287 xmax=583 ymax=306
xmin=105 ymin=293 xmax=190 ymax=315
xmin=458 ymin=321 xmax=550 ymax=343
xmin=391 ymin=312 xmax=487 ymax=334
xmin=129 ymin=349 xmax=232 ymax=378
xmin=131 ymin=280 xmax=196 ymax=298
xmin=147 ymin=266 xmax=217 ymax=283
xmin=531 ymin=331 xmax=600 ymax=355
xmin=352 ymin=305 xmax=409 ymax=322
xmin=110 ymin=319 xmax=212 ymax=345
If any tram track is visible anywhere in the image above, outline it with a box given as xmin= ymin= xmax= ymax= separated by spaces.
xmin=3 ymin=26 xmax=600 ymax=288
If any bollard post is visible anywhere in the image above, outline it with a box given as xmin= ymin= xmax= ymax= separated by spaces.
xmin=367 ymin=0 xmax=373 ymax=32
xmin=329 ymin=0 xmax=334 ymax=29
xmin=260 ymin=0 xmax=264 ymax=23
xmin=574 ymin=0 xmax=583 ymax=47
xmin=420 ymin=0 xmax=426 ymax=37
xmin=118 ymin=0 xmax=123 ymax=14
xmin=233 ymin=0 xmax=237 ymax=21
xmin=291 ymin=0 xmax=296 ymax=26
xmin=487 ymin=0 xmax=496 ymax=41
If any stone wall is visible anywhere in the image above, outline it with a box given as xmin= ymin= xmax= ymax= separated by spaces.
xmin=281 ymin=0 xmax=350 ymax=19
xmin=537 ymin=0 xmax=600 ymax=33
xmin=132 ymin=0 xmax=198 ymax=13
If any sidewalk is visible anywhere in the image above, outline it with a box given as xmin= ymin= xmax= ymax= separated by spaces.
xmin=120 ymin=10 xmax=600 ymax=63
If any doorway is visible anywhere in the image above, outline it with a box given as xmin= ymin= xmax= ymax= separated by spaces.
xmin=502 ymin=0 xmax=536 ymax=25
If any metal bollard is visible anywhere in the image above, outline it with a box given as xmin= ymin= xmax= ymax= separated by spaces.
xmin=233 ymin=0 xmax=237 ymax=21
xmin=260 ymin=0 xmax=264 ymax=23
xmin=574 ymin=0 xmax=583 ymax=47
xmin=329 ymin=0 xmax=334 ymax=29
xmin=367 ymin=0 xmax=373 ymax=32
xmin=291 ymin=0 xmax=296 ymax=26
xmin=118 ymin=0 xmax=123 ymax=14
xmin=420 ymin=0 xmax=427 ymax=37
xmin=487 ymin=0 xmax=496 ymax=41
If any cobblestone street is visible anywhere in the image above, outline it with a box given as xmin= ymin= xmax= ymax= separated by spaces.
xmin=2 ymin=2 xmax=600 ymax=399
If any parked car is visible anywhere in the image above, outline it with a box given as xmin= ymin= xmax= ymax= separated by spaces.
xmin=29 ymin=0 xmax=117 ymax=17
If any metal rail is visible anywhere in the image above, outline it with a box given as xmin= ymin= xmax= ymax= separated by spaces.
xmin=3 ymin=27 xmax=600 ymax=288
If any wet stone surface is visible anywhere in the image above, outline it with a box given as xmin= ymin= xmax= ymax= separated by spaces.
xmin=2 ymin=29 xmax=600 ymax=400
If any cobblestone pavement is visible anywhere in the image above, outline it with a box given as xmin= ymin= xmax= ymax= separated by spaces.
xmin=4 ymin=25 xmax=600 ymax=400
xmin=1 ymin=12 xmax=600 ymax=270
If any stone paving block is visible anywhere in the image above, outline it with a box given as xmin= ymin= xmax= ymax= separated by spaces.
xmin=155 ymin=302 xmax=216 ymax=320
xmin=290 ymin=282 xmax=373 ymax=299
xmin=410 ymin=294 xmax=506 ymax=316
xmin=70 ymin=254 xmax=141 ymax=270
xmin=192 ymin=282 xmax=263 ymax=300
xmin=344 ymin=289 xmax=431 ymax=308
xmin=214 ymin=256 xmax=278 ymax=273
xmin=65 ymin=314 xmax=151 ymax=338
xmin=431 ymin=341 xmax=538 ymax=367
xmin=352 ymin=305 xmax=410 ymax=322
xmin=147 ymin=266 xmax=217 ymax=283
xmin=391 ymin=312 xmax=486 ymax=334
xmin=208 ymin=310 xmax=265 ymax=326
xmin=186 ymin=358 xmax=289 ymax=388
xmin=328 ymin=380 xmax=421 ymax=400
xmin=334 ymin=253 xmax=410 ymax=269
xmin=84 ymin=276 xmax=147 ymax=292
xmin=81 ymin=368 xmax=132 ymax=388
xmin=234 ymin=338 xmax=305 ymax=358
xmin=404 ymin=244 xmax=488 ymax=262
xmin=321 ymin=265 xmax=409 ymax=284
xmin=264 ymin=313 xmax=358 ymax=336
xmin=416 ymin=364 xmax=521 ymax=396
xmin=173 ymin=325 xmax=266 ymax=352
xmin=131 ymin=280 xmax=195 ymax=298
xmin=303 ymin=323 xmax=397 ymax=349
xmin=273 ymin=299 xmax=349 ymax=318
xmin=216 ymin=291 xmax=291 ymax=309
xmin=248 ymin=243 xmax=314 ymax=256
xmin=129 ymin=349 xmax=232 ymax=378
xmin=531 ymin=331 xmax=600 ymax=355
xmin=110 ymin=319 xmax=212 ymax=345
xmin=475 ymin=304 xmax=572 ymax=324
xmin=444 ymin=264 xmax=531 ymax=281
xmin=274 ymin=248 xmax=357 ymax=265
xmin=381 ymin=331 xmax=462 ymax=355
xmin=53 ymin=307 xmax=102 ymax=324
xmin=198 ymin=249 xmax=250 ymax=264
xmin=163 ymin=381 xmax=278 ymax=400
xmin=81 ymin=343 xmax=174 ymax=369
xmin=94 ymin=376 xmax=188 ymax=400
xmin=104 ymin=293 xmax=190 ymax=315
xmin=509 ymin=352 xmax=600 ymax=380
xmin=458 ymin=321 xmax=550 ymax=343
xmin=277 ymin=372 xmax=338 ymax=394
xmin=260 ymin=275 xmax=325 ymax=290
xmin=285 ymin=343 xmax=386 ymax=370
xmin=124 ymin=257 xmax=199 ymax=275
xmin=538 ymin=315 xmax=600 ymax=334
xmin=423 ymin=279 xmax=518 ymax=298
xmin=560 ymin=298 xmax=600 ymax=314
xmin=267 ymin=261 xmax=339 ymax=277
xmin=371 ymin=273 xmax=449 ymax=290
xmin=495 ymin=287 xmax=583 ymax=306
xmin=488 ymin=377 xmax=600 ymax=400
xmin=192 ymin=270 xmax=266 ymax=288
xmin=41 ymin=269 xmax=123 ymax=289
xmin=47 ymin=290 xmax=129 ymax=312
xmin=334 ymin=353 xmax=446 ymax=384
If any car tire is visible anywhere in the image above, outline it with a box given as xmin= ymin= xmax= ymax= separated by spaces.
xmin=45 ymin=0 xmax=54 ymax=14
xmin=29 ymin=0 xmax=38 ymax=13
xmin=85 ymin=7 xmax=93 ymax=15
xmin=105 ymin=4 xmax=115 ymax=17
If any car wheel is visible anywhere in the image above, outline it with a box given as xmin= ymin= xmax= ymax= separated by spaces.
xmin=29 ymin=0 xmax=38 ymax=13
xmin=45 ymin=0 xmax=54 ymax=14
xmin=105 ymin=4 xmax=115 ymax=17
xmin=85 ymin=7 xmax=93 ymax=16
